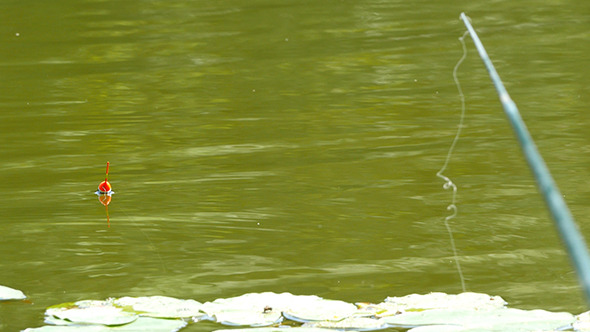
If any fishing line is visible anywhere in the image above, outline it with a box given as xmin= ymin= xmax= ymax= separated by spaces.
xmin=117 ymin=205 xmax=169 ymax=274
xmin=96 ymin=165 xmax=168 ymax=273
xmin=435 ymin=30 xmax=469 ymax=292
xmin=95 ymin=185 xmax=168 ymax=272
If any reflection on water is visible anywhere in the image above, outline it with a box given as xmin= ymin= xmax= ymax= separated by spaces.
xmin=1 ymin=0 xmax=590 ymax=330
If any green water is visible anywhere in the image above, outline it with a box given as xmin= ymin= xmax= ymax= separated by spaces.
xmin=1 ymin=0 xmax=590 ymax=330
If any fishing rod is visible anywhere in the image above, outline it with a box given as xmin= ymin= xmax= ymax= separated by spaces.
xmin=460 ymin=12 xmax=590 ymax=304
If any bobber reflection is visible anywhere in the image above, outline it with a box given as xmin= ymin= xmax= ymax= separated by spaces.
xmin=97 ymin=193 xmax=112 ymax=228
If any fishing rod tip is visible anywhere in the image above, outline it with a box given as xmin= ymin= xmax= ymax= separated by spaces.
xmin=460 ymin=12 xmax=471 ymax=24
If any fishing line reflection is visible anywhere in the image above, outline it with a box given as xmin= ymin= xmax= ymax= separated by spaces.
xmin=97 ymin=192 xmax=112 ymax=228
xmin=95 ymin=162 xmax=114 ymax=228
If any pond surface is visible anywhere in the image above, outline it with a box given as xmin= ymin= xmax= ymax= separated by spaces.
xmin=1 ymin=0 xmax=590 ymax=330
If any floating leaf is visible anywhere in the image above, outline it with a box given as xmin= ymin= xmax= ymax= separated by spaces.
xmin=201 ymin=292 xmax=295 ymax=326
xmin=22 ymin=291 xmax=584 ymax=332
xmin=408 ymin=322 xmax=574 ymax=332
xmin=114 ymin=296 xmax=204 ymax=319
xmin=203 ymin=292 xmax=317 ymax=312
xmin=23 ymin=326 xmax=107 ymax=332
xmin=24 ymin=317 xmax=187 ymax=332
xmin=383 ymin=307 xmax=574 ymax=331
xmin=109 ymin=317 xmax=187 ymax=331
xmin=213 ymin=328 xmax=337 ymax=332
xmin=573 ymin=311 xmax=590 ymax=331
xmin=406 ymin=325 xmax=470 ymax=332
xmin=212 ymin=309 xmax=283 ymax=327
xmin=202 ymin=292 xmax=357 ymax=326
xmin=281 ymin=298 xmax=357 ymax=323
xmin=0 ymin=284 xmax=26 ymax=300
xmin=45 ymin=300 xmax=137 ymax=326
xmin=375 ymin=292 xmax=507 ymax=316
xmin=303 ymin=316 xmax=389 ymax=331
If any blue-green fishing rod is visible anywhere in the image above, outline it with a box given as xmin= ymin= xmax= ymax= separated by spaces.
xmin=460 ymin=12 xmax=590 ymax=305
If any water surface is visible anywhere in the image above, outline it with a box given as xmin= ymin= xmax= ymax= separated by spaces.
xmin=1 ymin=1 xmax=590 ymax=330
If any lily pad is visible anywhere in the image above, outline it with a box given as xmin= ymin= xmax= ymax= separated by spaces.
xmin=383 ymin=307 xmax=574 ymax=331
xmin=23 ymin=327 xmax=108 ymax=332
xmin=211 ymin=309 xmax=283 ymax=327
xmin=573 ymin=310 xmax=590 ymax=331
xmin=386 ymin=292 xmax=505 ymax=311
xmin=23 ymin=291 xmax=585 ymax=332
xmin=303 ymin=316 xmax=389 ymax=331
xmin=281 ymin=298 xmax=358 ymax=323
xmin=114 ymin=295 xmax=204 ymax=319
xmin=202 ymin=292 xmax=357 ymax=326
xmin=45 ymin=300 xmax=137 ymax=326
xmin=201 ymin=292 xmax=294 ymax=326
xmin=109 ymin=316 xmax=188 ymax=331
xmin=24 ymin=316 xmax=187 ymax=332
xmin=0 ymin=284 xmax=26 ymax=300
xmin=406 ymin=325 xmax=471 ymax=332
xmin=202 ymin=292 xmax=318 ymax=312
xmin=214 ymin=328 xmax=337 ymax=332
xmin=408 ymin=322 xmax=573 ymax=332
xmin=356 ymin=292 xmax=506 ymax=318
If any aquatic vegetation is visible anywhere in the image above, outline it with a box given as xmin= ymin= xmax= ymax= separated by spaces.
xmin=302 ymin=316 xmax=389 ymax=330
xmin=114 ymin=296 xmax=204 ymax=319
xmin=200 ymin=292 xmax=357 ymax=326
xmin=22 ymin=292 xmax=590 ymax=331
xmin=0 ymin=284 xmax=26 ymax=300
xmin=214 ymin=329 xmax=335 ymax=332
xmin=385 ymin=308 xmax=574 ymax=331
xmin=45 ymin=300 xmax=137 ymax=326
xmin=381 ymin=292 xmax=507 ymax=312
xmin=24 ymin=317 xmax=187 ymax=332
